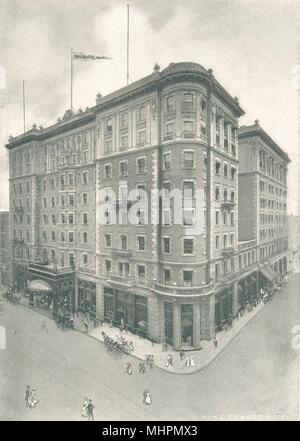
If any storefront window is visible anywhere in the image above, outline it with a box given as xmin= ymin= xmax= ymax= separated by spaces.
xmin=104 ymin=288 xmax=114 ymax=321
xmin=78 ymin=280 xmax=96 ymax=317
xmin=116 ymin=291 xmax=134 ymax=328
xmin=165 ymin=302 xmax=173 ymax=346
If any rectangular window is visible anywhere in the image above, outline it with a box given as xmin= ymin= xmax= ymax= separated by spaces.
xmin=104 ymin=140 xmax=112 ymax=155
xmin=215 ymin=160 xmax=221 ymax=175
xmin=120 ymin=112 xmax=128 ymax=128
xmin=83 ymin=232 xmax=88 ymax=244
xmin=105 ymin=233 xmax=112 ymax=247
xmin=183 ymin=270 xmax=194 ymax=287
xmin=106 ymin=117 xmax=113 ymax=132
xmin=183 ymin=92 xmax=194 ymax=108
xmin=82 ymin=193 xmax=88 ymax=205
xmin=137 ymin=157 xmax=146 ymax=174
xmin=138 ymin=265 xmax=146 ymax=285
xmin=183 ymin=120 xmax=194 ymax=134
xmin=104 ymin=164 xmax=112 ymax=179
xmin=164 ymin=269 xmax=171 ymax=286
xmin=223 ymin=234 xmax=228 ymax=249
xmin=163 ymin=237 xmax=171 ymax=254
xmin=183 ymin=181 xmax=194 ymax=199
xmin=163 ymin=152 xmax=171 ymax=170
xmin=120 ymin=135 xmax=128 ymax=150
xmin=137 ymin=236 xmax=146 ymax=251
xmin=166 ymin=95 xmax=175 ymax=112
xmin=68 ymin=213 xmax=74 ymax=225
xmin=183 ymin=238 xmax=194 ymax=255
xmin=136 ymin=184 xmax=146 ymax=201
xmin=138 ymin=106 xmax=147 ymax=122
xmin=183 ymin=151 xmax=194 ymax=168
xmin=105 ymin=259 xmax=112 ymax=275
xmin=166 ymin=122 xmax=175 ymax=137
xmin=215 ymin=235 xmax=220 ymax=249
xmin=82 ymin=171 xmax=89 ymax=184
xmin=83 ymin=213 xmax=88 ymax=225
xmin=69 ymin=232 xmax=74 ymax=243
xmin=183 ymin=209 xmax=195 ymax=226
xmin=119 ymin=161 xmax=128 ymax=177
xmin=120 ymin=235 xmax=128 ymax=251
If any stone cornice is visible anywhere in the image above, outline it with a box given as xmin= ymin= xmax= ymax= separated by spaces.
xmin=6 ymin=62 xmax=244 ymax=150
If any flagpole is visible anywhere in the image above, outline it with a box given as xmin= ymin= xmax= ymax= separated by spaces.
xmin=22 ymin=80 xmax=26 ymax=133
xmin=71 ymin=48 xmax=73 ymax=111
xmin=127 ymin=4 xmax=130 ymax=85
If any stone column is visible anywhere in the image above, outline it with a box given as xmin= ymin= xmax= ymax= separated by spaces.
xmin=193 ymin=302 xmax=201 ymax=349
xmin=173 ymin=302 xmax=181 ymax=350
xmin=74 ymin=275 xmax=78 ymax=311
xmin=200 ymin=293 xmax=215 ymax=340
xmin=96 ymin=282 xmax=104 ymax=319
xmin=160 ymin=300 xmax=165 ymax=344
xmin=147 ymin=294 xmax=162 ymax=343
xmin=232 ymin=281 xmax=239 ymax=317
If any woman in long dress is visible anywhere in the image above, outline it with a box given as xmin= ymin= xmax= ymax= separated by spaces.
xmin=190 ymin=354 xmax=195 ymax=367
xmin=81 ymin=398 xmax=88 ymax=417
xmin=143 ymin=389 xmax=152 ymax=405
xmin=27 ymin=388 xmax=39 ymax=409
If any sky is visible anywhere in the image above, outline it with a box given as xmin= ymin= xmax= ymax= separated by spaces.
xmin=0 ymin=0 xmax=299 ymax=214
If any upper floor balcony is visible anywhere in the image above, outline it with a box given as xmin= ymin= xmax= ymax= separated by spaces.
xmin=222 ymin=247 xmax=235 ymax=257
xmin=221 ymin=200 xmax=236 ymax=211
xmin=28 ymin=261 xmax=75 ymax=277
xmin=153 ymin=280 xmax=214 ymax=297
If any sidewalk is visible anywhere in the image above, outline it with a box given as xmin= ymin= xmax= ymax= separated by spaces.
xmin=84 ymin=302 xmax=264 ymax=375
xmin=6 ymin=287 xmax=264 ymax=375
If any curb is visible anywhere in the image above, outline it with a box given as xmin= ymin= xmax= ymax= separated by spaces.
xmin=11 ymin=297 xmax=265 ymax=376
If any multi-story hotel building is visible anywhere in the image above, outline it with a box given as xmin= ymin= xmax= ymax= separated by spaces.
xmin=0 ymin=211 xmax=11 ymax=287
xmin=238 ymin=121 xmax=289 ymax=276
xmin=5 ymin=62 xmax=289 ymax=350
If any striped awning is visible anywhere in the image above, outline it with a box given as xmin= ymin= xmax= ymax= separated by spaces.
xmin=27 ymin=279 xmax=52 ymax=293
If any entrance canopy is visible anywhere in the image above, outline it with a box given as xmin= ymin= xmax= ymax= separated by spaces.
xmin=27 ymin=279 xmax=52 ymax=293
xmin=260 ymin=267 xmax=276 ymax=284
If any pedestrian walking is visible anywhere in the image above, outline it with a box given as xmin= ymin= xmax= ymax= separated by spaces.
xmin=27 ymin=388 xmax=39 ymax=409
xmin=84 ymin=322 xmax=88 ymax=333
xmin=25 ymin=385 xmax=30 ymax=407
xmin=41 ymin=320 xmax=48 ymax=333
xmin=167 ymin=353 xmax=173 ymax=366
xmin=213 ymin=337 xmax=218 ymax=348
xmin=161 ymin=340 xmax=167 ymax=352
xmin=86 ymin=398 xmax=94 ymax=421
xmin=185 ymin=355 xmax=191 ymax=367
xmin=129 ymin=341 xmax=134 ymax=353
xmin=190 ymin=354 xmax=195 ymax=367
xmin=143 ymin=389 xmax=152 ymax=406
xmin=81 ymin=397 xmax=88 ymax=418
xmin=125 ymin=362 xmax=132 ymax=375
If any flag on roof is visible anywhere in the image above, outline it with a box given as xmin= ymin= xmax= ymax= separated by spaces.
xmin=73 ymin=52 xmax=112 ymax=61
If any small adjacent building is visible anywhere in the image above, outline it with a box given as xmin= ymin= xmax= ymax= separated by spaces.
xmin=238 ymin=121 xmax=290 ymax=281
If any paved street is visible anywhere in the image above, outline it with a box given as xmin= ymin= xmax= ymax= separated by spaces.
xmin=0 ymin=274 xmax=299 ymax=421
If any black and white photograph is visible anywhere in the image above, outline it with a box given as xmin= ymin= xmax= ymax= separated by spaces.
xmin=0 ymin=0 xmax=299 ymax=422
